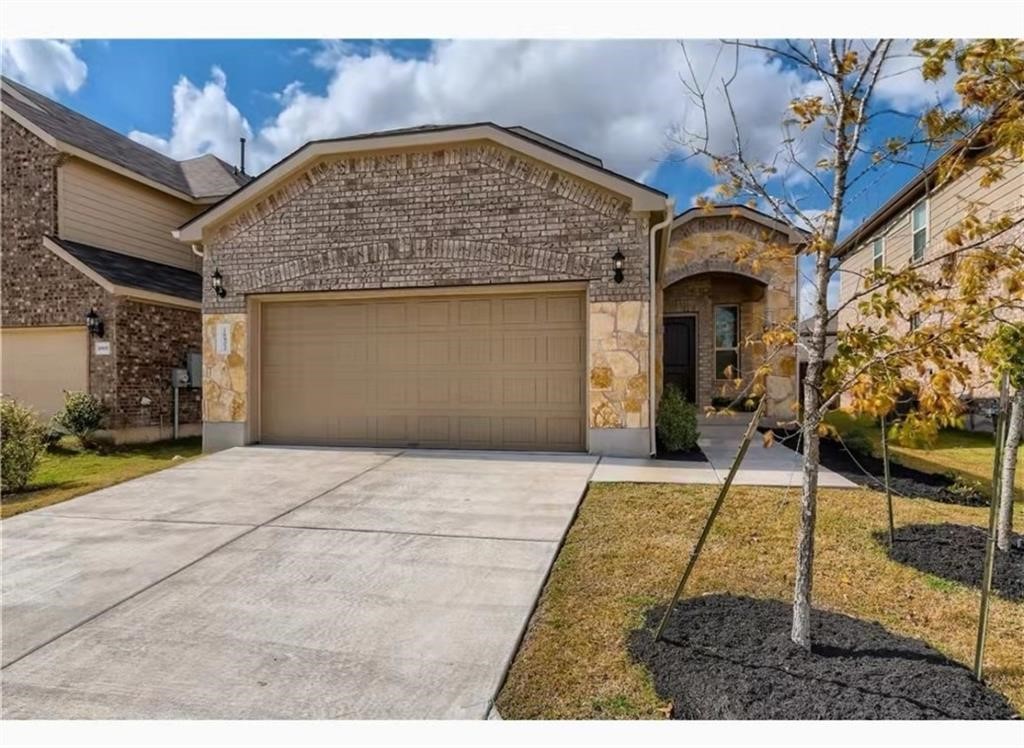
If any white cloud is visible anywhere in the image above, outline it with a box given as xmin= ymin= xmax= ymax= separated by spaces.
xmin=129 ymin=66 xmax=252 ymax=166
xmin=131 ymin=39 xmax=958 ymax=183
xmin=1 ymin=39 xmax=87 ymax=96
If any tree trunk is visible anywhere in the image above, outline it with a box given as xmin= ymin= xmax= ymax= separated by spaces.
xmin=792 ymin=387 xmax=821 ymax=649
xmin=792 ymin=247 xmax=831 ymax=650
xmin=997 ymin=388 xmax=1023 ymax=551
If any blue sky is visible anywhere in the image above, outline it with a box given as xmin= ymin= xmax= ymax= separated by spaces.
xmin=3 ymin=39 xmax=960 ymax=313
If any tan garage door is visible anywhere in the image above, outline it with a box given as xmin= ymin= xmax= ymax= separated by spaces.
xmin=259 ymin=289 xmax=586 ymax=451
xmin=0 ymin=327 xmax=89 ymax=419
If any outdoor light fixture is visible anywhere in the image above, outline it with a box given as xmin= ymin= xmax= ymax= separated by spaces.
xmin=85 ymin=308 xmax=104 ymax=338
xmin=212 ymin=268 xmax=226 ymax=298
xmin=612 ymin=250 xmax=625 ymax=284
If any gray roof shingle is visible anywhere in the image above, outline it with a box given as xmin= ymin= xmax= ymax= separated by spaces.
xmin=2 ymin=76 xmax=249 ymax=200
xmin=50 ymin=236 xmax=201 ymax=302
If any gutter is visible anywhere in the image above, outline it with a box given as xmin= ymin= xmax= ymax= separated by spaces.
xmin=649 ymin=199 xmax=675 ymax=456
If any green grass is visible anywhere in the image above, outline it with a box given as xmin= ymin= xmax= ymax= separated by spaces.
xmin=496 ymin=483 xmax=1024 ymax=719
xmin=1 ymin=436 xmax=202 ymax=519
xmin=825 ymin=410 xmax=1023 ymax=498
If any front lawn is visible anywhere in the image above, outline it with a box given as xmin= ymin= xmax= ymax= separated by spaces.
xmin=1 ymin=437 xmax=202 ymax=519
xmin=496 ymin=482 xmax=1024 ymax=719
xmin=825 ymin=410 xmax=1023 ymax=498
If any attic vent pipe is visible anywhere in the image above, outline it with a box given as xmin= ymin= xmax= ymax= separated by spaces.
xmin=239 ymin=137 xmax=246 ymax=176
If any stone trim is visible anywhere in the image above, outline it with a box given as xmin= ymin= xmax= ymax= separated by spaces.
xmin=670 ymin=214 xmax=792 ymax=245
xmin=661 ymin=257 xmax=774 ymax=290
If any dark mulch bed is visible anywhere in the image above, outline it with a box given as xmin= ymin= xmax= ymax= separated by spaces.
xmin=762 ymin=427 xmax=988 ymax=506
xmin=879 ymin=523 xmax=1024 ymax=601
xmin=655 ymin=444 xmax=709 ymax=462
xmin=629 ymin=594 xmax=1017 ymax=720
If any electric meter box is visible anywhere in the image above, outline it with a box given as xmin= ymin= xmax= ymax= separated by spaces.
xmin=171 ymin=367 xmax=190 ymax=389
xmin=187 ymin=351 xmax=202 ymax=388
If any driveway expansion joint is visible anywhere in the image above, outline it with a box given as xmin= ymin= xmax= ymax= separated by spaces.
xmin=1 ymin=450 xmax=404 ymax=671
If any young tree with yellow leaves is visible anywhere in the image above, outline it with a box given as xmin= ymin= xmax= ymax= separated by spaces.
xmin=673 ymin=38 xmax=1024 ymax=650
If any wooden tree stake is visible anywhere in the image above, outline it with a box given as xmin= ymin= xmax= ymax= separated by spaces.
xmin=974 ymin=372 xmax=1010 ymax=681
xmin=654 ymin=396 xmax=768 ymax=642
xmin=881 ymin=415 xmax=895 ymax=547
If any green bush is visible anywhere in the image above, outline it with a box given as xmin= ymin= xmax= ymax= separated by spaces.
xmin=657 ymin=383 xmax=700 ymax=452
xmin=54 ymin=391 xmax=105 ymax=447
xmin=1 ymin=397 xmax=45 ymax=492
xmin=711 ymin=394 xmax=763 ymax=412
xmin=838 ymin=430 xmax=874 ymax=457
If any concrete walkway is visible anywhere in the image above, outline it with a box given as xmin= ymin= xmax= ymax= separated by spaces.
xmin=2 ymin=447 xmax=596 ymax=719
xmin=592 ymin=417 xmax=856 ymax=488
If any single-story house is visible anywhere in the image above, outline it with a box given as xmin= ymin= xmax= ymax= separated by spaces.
xmin=1 ymin=76 xmax=248 ymax=441
xmin=176 ymin=124 xmax=801 ymax=457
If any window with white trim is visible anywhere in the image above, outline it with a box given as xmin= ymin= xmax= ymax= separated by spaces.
xmin=714 ymin=305 xmax=740 ymax=378
xmin=872 ymin=237 xmax=885 ymax=270
xmin=911 ymin=200 xmax=927 ymax=262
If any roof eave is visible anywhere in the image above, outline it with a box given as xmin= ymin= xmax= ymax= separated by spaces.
xmin=672 ymin=204 xmax=808 ymax=246
xmin=2 ymin=103 xmax=203 ymax=204
xmin=175 ymin=124 xmax=669 ymax=243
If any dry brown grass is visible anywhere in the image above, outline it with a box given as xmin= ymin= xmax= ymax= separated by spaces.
xmin=496 ymin=482 xmax=1024 ymax=719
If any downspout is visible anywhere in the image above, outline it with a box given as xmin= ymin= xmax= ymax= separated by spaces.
xmin=649 ymin=199 xmax=675 ymax=456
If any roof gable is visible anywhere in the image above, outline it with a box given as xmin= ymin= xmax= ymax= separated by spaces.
xmin=175 ymin=123 xmax=667 ymax=242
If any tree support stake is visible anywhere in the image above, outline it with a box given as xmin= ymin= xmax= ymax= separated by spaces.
xmin=654 ymin=396 xmax=768 ymax=642
xmin=974 ymin=372 xmax=1009 ymax=681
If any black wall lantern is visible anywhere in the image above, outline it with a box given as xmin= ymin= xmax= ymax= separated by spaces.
xmin=85 ymin=308 xmax=104 ymax=338
xmin=211 ymin=268 xmax=227 ymax=298
xmin=612 ymin=249 xmax=625 ymax=284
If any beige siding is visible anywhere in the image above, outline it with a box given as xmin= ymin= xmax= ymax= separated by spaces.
xmin=841 ymin=155 xmax=1024 ymax=291
xmin=1 ymin=326 xmax=89 ymax=419
xmin=837 ymin=154 xmax=1024 ymax=396
xmin=58 ymin=158 xmax=202 ymax=271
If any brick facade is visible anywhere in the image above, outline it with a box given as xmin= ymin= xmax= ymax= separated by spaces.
xmin=113 ymin=299 xmax=201 ymax=429
xmin=203 ymin=145 xmax=649 ymax=314
xmin=199 ymin=141 xmax=657 ymax=453
xmin=1 ymin=114 xmax=201 ymax=438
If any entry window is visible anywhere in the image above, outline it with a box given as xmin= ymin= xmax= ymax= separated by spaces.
xmin=872 ymin=237 xmax=885 ymax=270
xmin=911 ymin=200 xmax=927 ymax=262
xmin=714 ymin=305 xmax=740 ymax=378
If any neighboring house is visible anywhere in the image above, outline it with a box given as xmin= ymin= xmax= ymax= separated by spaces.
xmin=0 ymin=77 xmax=248 ymax=441
xmin=835 ymin=141 xmax=1024 ymax=408
xmin=175 ymin=126 xmax=801 ymax=456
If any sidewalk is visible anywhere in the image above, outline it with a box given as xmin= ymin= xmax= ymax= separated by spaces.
xmin=591 ymin=415 xmax=856 ymax=488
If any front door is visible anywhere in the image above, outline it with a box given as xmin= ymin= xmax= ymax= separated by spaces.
xmin=664 ymin=316 xmax=697 ymax=404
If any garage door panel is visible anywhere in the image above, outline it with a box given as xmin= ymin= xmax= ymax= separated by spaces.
xmin=260 ymin=290 xmax=585 ymax=451
xmin=1 ymin=327 xmax=89 ymax=420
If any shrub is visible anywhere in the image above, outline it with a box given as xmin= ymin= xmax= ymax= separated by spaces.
xmin=839 ymin=430 xmax=875 ymax=457
xmin=657 ymin=383 xmax=700 ymax=452
xmin=1 ymin=397 xmax=45 ymax=492
xmin=54 ymin=391 xmax=105 ymax=447
xmin=711 ymin=394 xmax=763 ymax=412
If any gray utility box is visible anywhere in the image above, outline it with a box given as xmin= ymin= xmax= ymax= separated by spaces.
xmin=171 ymin=368 xmax=190 ymax=389
xmin=187 ymin=351 xmax=202 ymax=389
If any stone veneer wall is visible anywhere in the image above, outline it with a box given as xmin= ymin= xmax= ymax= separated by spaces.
xmin=660 ymin=217 xmax=798 ymax=419
xmin=199 ymin=142 xmax=659 ymax=452
xmin=202 ymin=313 xmax=247 ymax=423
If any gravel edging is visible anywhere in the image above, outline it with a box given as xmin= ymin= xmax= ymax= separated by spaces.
xmin=629 ymin=594 xmax=1018 ymax=720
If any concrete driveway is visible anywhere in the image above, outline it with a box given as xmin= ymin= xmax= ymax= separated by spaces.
xmin=1 ymin=446 xmax=596 ymax=719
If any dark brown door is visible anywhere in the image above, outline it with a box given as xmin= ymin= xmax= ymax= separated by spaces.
xmin=664 ymin=316 xmax=697 ymax=404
